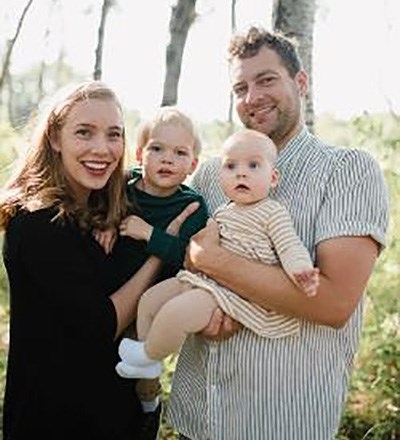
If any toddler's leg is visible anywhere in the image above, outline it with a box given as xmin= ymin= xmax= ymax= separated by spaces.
xmin=116 ymin=339 xmax=162 ymax=379
xmin=137 ymin=277 xmax=189 ymax=340
xmin=145 ymin=288 xmax=218 ymax=360
xmin=116 ymin=278 xmax=189 ymax=379
xmin=135 ymin=377 xmax=162 ymax=412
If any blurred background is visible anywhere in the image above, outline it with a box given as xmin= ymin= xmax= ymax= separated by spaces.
xmin=0 ymin=1 xmax=399 ymax=439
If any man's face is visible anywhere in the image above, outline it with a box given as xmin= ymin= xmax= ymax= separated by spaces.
xmin=230 ymin=46 xmax=307 ymax=149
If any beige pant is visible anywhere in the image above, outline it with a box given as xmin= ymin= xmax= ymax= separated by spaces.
xmin=137 ymin=277 xmax=218 ymax=360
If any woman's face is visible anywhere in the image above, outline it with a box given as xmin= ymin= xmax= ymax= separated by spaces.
xmin=51 ymin=98 xmax=124 ymax=203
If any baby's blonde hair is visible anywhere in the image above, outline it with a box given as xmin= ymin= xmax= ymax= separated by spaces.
xmin=136 ymin=106 xmax=202 ymax=157
xmin=222 ymin=128 xmax=278 ymax=164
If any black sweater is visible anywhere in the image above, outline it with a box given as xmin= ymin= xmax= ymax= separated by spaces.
xmin=2 ymin=208 xmax=143 ymax=440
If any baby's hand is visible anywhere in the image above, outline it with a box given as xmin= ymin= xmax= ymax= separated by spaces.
xmin=93 ymin=228 xmax=117 ymax=254
xmin=120 ymin=215 xmax=153 ymax=242
xmin=292 ymin=267 xmax=320 ymax=297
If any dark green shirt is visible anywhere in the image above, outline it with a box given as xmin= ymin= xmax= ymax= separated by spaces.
xmin=123 ymin=168 xmax=209 ymax=281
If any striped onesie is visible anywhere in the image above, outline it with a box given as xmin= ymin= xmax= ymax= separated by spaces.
xmin=177 ymin=198 xmax=313 ymax=337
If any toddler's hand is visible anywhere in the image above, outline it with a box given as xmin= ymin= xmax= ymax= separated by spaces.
xmin=120 ymin=215 xmax=153 ymax=242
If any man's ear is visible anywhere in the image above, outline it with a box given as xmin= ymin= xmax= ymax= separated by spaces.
xmin=271 ymin=168 xmax=280 ymax=188
xmin=135 ymin=148 xmax=143 ymax=165
xmin=295 ymin=69 xmax=309 ymax=97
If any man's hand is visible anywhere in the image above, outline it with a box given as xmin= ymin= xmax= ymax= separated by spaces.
xmin=184 ymin=218 xmax=220 ymax=273
xmin=120 ymin=215 xmax=153 ymax=242
xmin=201 ymin=307 xmax=242 ymax=341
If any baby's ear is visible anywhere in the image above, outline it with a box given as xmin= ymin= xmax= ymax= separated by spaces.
xmin=271 ymin=169 xmax=280 ymax=188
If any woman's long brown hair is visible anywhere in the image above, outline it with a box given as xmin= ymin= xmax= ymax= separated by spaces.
xmin=0 ymin=81 xmax=129 ymax=232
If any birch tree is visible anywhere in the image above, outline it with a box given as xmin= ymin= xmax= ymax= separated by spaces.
xmin=0 ymin=0 xmax=35 ymax=94
xmin=161 ymin=0 xmax=197 ymax=106
xmin=272 ymin=0 xmax=317 ymax=131
xmin=94 ymin=0 xmax=114 ymax=80
xmin=227 ymin=0 xmax=237 ymax=129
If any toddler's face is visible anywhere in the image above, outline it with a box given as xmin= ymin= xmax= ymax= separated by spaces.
xmin=220 ymin=136 xmax=278 ymax=205
xmin=137 ymin=122 xmax=198 ymax=197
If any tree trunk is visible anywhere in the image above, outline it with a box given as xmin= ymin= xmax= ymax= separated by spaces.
xmin=272 ymin=0 xmax=316 ymax=132
xmin=227 ymin=0 xmax=237 ymax=130
xmin=0 ymin=0 xmax=35 ymax=94
xmin=36 ymin=0 xmax=60 ymax=100
xmin=94 ymin=0 xmax=113 ymax=80
xmin=161 ymin=0 xmax=197 ymax=106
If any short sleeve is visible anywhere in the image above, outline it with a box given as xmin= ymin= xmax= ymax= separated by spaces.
xmin=315 ymin=149 xmax=389 ymax=250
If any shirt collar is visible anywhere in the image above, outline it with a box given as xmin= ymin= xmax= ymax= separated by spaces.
xmin=276 ymin=127 xmax=312 ymax=167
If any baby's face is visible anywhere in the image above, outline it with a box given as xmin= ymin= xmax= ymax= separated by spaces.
xmin=220 ymin=136 xmax=278 ymax=205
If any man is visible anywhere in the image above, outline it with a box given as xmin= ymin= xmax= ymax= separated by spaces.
xmin=167 ymin=27 xmax=389 ymax=440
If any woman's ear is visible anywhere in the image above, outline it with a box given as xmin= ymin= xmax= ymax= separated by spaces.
xmin=49 ymin=132 xmax=61 ymax=152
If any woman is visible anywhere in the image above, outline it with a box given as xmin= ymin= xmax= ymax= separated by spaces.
xmin=0 ymin=81 xmax=194 ymax=439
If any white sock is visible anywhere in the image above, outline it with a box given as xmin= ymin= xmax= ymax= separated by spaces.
xmin=141 ymin=397 xmax=160 ymax=413
xmin=118 ymin=338 xmax=154 ymax=366
xmin=115 ymin=361 xmax=162 ymax=379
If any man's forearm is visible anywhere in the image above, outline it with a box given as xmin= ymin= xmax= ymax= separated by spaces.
xmin=196 ymin=242 xmax=371 ymax=328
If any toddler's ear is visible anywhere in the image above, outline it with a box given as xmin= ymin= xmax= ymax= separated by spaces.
xmin=189 ymin=158 xmax=199 ymax=174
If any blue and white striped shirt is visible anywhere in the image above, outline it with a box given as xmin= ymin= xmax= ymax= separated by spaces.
xmin=167 ymin=128 xmax=389 ymax=440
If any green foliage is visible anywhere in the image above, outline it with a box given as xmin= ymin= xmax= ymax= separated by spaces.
xmin=199 ymin=119 xmax=241 ymax=156
xmin=324 ymin=114 xmax=400 ymax=440
xmin=6 ymin=61 xmax=85 ymax=130
xmin=0 ymin=121 xmax=21 ymax=186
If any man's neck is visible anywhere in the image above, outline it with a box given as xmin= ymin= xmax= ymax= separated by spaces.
xmin=274 ymin=123 xmax=305 ymax=152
